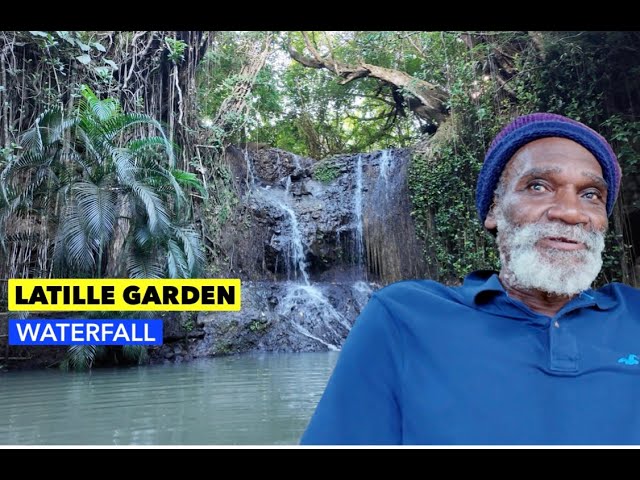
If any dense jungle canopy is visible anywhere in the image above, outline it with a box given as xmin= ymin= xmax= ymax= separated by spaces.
xmin=2 ymin=30 xmax=640 ymax=307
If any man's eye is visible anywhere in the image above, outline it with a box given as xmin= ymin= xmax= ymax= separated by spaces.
xmin=584 ymin=191 xmax=603 ymax=200
xmin=528 ymin=183 xmax=547 ymax=192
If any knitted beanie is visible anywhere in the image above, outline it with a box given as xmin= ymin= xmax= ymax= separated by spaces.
xmin=476 ymin=112 xmax=621 ymax=224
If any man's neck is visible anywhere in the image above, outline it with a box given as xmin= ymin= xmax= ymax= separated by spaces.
xmin=498 ymin=271 xmax=577 ymax=317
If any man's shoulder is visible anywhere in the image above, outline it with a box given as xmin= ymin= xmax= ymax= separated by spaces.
xmin=598 ymin=281 xmax=640 ymax=300
xmin=372 ymin=278 xmax=461 ymax=308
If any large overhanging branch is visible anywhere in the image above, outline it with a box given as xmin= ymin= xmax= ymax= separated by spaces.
xmin=288 ymin=32 xmax=449 ymax=122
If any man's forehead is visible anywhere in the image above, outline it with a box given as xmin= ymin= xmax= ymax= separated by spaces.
xmin=502 ymin=137 xmax=604 ymax=180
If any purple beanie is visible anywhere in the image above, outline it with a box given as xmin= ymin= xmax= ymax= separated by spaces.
xmin=476 ymin=112 xmax=622 ymax=224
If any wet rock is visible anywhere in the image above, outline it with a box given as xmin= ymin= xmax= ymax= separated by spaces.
xmin=184 ymin=147 xmax=428 ymax=360
xmin=192 ymin=280 xmax=376 ymax=356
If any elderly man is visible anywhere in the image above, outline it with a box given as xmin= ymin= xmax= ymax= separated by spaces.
xmin=300 ymin=112 xmax=640 ymax=445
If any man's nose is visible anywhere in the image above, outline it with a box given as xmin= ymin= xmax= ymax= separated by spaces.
xmin=546 ymin=189 xmax=590 ymax=225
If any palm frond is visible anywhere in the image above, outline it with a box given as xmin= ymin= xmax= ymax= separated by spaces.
xmin=100 ymin=113 xmax=161 ymax=137
xmin=173 ymin=226 xmax=205 ymax=277
xmin=172 ymin=169 xmax=207 ymax=197
xmin=126 ymin=242 xmax=165 ymax=279
xmin=167 ymin=238 xmax=189 ymax=279
xmin=113 ymin=148 xmax=137 ymax=184
xmin=57 ymin=202 xmax=98 ymax=274
xmin=133 ymin=224 xmax=154 ymax=248
xmin=74 ymin=124 xmax=109 ymax=169
xmin=80 ymin=84 xmax=119 ymax=122
xmin=19 ymin=110 xmax=51 ymax=152
xmin=97 ymin=113 xmax=176 ymax=168
xmin=72 ymin=181 xmax=118 ymax=245
xmin=39 ymin=108 xmax=74 ymax=146
xmin=122 ymin=345 xmax=149 ymax=365
xmin=0 ymin=148 xmax=57 ymax=202
xmin=127 ymin=136 xmax=173 ymax=154
xmin=62 ymin=345 xmax=106 ymax=371
xmin=154 ymin=165 xmax=187 ymax=209
xmin=129 ymin=180 xmax=170 ymax=236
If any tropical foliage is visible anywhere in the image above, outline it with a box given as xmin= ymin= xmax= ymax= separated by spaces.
xmin=0 ymin=85 xmax=205 ymax=369
xmin=1 ymin=85 xmax=204 ymax=280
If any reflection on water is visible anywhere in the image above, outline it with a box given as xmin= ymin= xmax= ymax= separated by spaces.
xmin=0 ymin=351 xmax=338 ymax=445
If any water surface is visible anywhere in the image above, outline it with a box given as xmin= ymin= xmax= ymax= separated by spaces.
xmin=0 ymin=351 xmax=338 ymax=445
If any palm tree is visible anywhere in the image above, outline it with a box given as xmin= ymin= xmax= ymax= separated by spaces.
xmin=0 ymin=85 xmax=206 ymax=369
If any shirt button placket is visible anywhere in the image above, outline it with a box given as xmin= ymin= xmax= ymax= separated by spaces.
xmin=549 ymin=316 xmax=579 ymax=373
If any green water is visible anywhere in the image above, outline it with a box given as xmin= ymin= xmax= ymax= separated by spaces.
xmin=0 ymin=351 xmax=338 ymax=445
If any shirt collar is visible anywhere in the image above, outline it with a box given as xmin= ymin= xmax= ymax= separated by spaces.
xmin=459 ymin=270 xmax=506 ymax=305
xmin=578 ymin=287 xmax=618 ymax=310
xmin=460 ymin=270 xmax=618 ymax=311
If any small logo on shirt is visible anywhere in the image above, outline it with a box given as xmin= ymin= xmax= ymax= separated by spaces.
xmin=618 ymin=354 xmax=639 ymax=365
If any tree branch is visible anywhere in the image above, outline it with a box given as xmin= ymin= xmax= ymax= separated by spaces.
xmin=288 ymin=32 xmax=449 ymax=122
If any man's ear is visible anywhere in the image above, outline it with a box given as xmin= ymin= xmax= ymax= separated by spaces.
xmin=484 ymin=202 xmax=497 ymax=231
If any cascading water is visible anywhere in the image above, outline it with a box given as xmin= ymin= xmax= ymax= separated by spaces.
xmin=276 ymin=198 xmax=310 ymax=285
xmin=245 ymin=152 xmax=364 ymax=350
xmin=189 ymin=147 xmax=426 ymax=358
xmin=244 ymin=148 xmax=256 ymax=187
xmin=353 ymin=154 xmax=365 ymax=275
xmin=377 ymin=148 xmax=393 ymax=202
xmin=378 ymin=148 xmax=393 ymax=182
xmin=291 ymin=153 xmax=302 ymax=171
xmin=276 ymin=284 xmax=351 ymax=351
xmin=275 ymin=166 xmax=348 ymax=349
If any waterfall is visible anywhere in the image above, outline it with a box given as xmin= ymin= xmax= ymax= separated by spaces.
xmin=195 ymin=147 xmax=425 ymax=356
xmin=291 ymin=154 xmax=302 ymax=171
xmin=378 ymin=149 xmax=393 ymax=202
xmin=244 ymin=148 xmax=256 ymax=187
xmin=246 ymin=150 xmax=356 ymax=350
xmin=378 ymin=148 xmax=392 ymax=182
xmin=353 ymin=154 xmax=365 ymax=274
xmin=277 ymin=284 xmax=352 ymax=351
xmin=277 ymin=200 xmax=310 ymax=285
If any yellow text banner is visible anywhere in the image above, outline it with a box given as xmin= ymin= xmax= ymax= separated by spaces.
xmin=8 ymin=279 xmax=241 ymax=312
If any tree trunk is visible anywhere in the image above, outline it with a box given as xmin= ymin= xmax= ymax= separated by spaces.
xmin=105 ymin=195 xmax=132 ymax=278
xmin=212 ymin=33 xmax=273 ymax=139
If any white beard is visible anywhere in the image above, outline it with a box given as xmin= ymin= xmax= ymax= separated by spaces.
xmin=495 ymin=208 xmax=606 ymax=297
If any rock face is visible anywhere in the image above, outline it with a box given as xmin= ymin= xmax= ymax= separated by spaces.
xmin=154 ymin=146 xmax=427 ymax=361
xmin=189 ymin=280 xmax=374 ymax=356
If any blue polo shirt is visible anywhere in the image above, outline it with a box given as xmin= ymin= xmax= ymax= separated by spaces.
xmin=300 ymin=270 xmax=640 ymax=445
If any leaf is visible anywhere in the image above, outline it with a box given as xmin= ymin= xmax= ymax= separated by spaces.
xmin=77 ymin=41 xmax=91 ymax=52
xmin=79 ymin=84 xmax=118 ymax=121
xmin=94 ymin=66 xmax=111 ymax=77
xmin=56 ymin=31 xmax=76 ymax=45
xmin=126 ymin=244 xmax=165 ymax=279
xmin=64 ymin=345 xmax=106 ymax=371
xmin=174 ymin=226 xmax=205 ymax=276
xmin=93 ymin=42 xmax=106 ymax=52
xmin=72 ymin=181 xmax=118 ymax=245
xmin=104 ymin=59 xmax=118 ymax=70
xmin=135 ymin=182 xmax=170 ymax=235
xmin=29 ymin=31 xmax=49 ymax=38
xmin=122 ymin=345 xmax=148 ymax=364
xmin=75 ymin=54 xmax=92 ymax=65
xmin=167 ymin=239 xmax=189 ymax=278
xmin=172 ymin=169 xmax=207 ymax=197
xmin=56 ymin=202 xmax=98 ymax=274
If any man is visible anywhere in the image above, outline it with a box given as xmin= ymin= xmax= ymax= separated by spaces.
xmin=300 ymin=112 xmax=640 ymax=445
